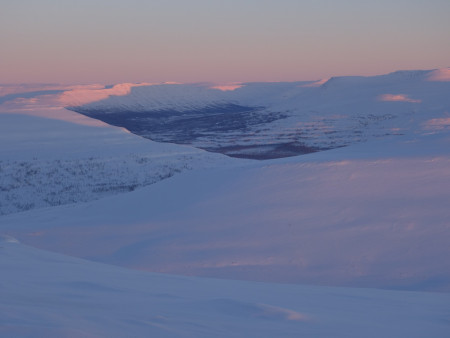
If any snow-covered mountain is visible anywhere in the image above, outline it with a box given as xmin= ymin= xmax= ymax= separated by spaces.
xmin=69 ymin=68 xmax=450 ymax=158
xmin=1 ymin=69 xmax=450 ymax=336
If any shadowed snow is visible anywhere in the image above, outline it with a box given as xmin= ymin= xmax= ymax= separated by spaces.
xmin=1 ymin=241 xmax=448 ymax=337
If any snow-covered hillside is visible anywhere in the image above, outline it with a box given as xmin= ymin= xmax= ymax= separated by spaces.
xmin=69 ymin=68 xmax=450 ymax=158
xmin=0 ymin=112 xmax=236 ymax=216
xmin=3 ymin=129 xmax=450 ymax=291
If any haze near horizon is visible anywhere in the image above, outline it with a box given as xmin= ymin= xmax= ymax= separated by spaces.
xmin=1 ymin=0 xmax=450 ymax=84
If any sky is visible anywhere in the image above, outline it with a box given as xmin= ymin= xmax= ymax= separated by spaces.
xmin=1 ymin=0 xmax=450 ymax=84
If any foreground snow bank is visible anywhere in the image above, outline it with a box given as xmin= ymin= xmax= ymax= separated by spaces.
xmin=1 ymin=240 xmax=448 ymax=338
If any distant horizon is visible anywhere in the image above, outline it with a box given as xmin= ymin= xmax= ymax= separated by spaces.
xmin=1 ymin=66 xmax=449 ymax=87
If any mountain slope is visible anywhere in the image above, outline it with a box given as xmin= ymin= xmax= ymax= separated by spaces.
xmin=69 ymin=68 xmax=450 ymax=159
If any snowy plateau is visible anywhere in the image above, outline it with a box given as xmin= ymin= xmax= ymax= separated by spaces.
xmin=1 ymin=68 xmax=450 ymax=337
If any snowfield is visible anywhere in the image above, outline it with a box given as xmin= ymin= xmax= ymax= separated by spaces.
xmin=1 ymin=238 xmax=449 ymax=338
xmin=1 ymin=69 xmax=450 ymax=336
xmin=3 ymin=132 xmax=450 ymax=292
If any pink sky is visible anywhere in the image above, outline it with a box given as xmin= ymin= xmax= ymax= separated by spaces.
xmin=1 ymin=0 xmax=449 ymax=84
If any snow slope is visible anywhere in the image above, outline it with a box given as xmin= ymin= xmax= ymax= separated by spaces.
xmin=3 ymin=128 xmax=450 ymax=291
xmin=1 ymin=238 xmax=449 ymax=338
xmin=0 ymin=111 xmax=237 ymax=215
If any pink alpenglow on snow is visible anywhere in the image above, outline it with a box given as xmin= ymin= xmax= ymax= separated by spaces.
xmin=378 ymin=94 xmax=421 ymax=103
xmin=58 ymin=83 xmax=153 ymax=107
xmin=427 ymin=68 xmax=450 ymax=81
xmin=301 ymin=78 xmax=330 ymax=87
xmin=424 ymin=117 xmax=450 ymax=131
xmin=0 ymin=83 xmax=159 ymax=127
xmin=210 ymin=84 xmax=243 ymax=91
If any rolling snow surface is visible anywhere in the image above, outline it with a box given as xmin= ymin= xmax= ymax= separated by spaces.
xmin=1 ymin=238 xmax=449 ymax=338
xmin=3 ymin=131 xmax=450 ymax=292
xmin=1 ymin=70 xmax=450 ymax=337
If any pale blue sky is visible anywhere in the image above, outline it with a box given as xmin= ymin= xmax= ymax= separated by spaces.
xmin=1 ymin=0 xmax=449 ymax=83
